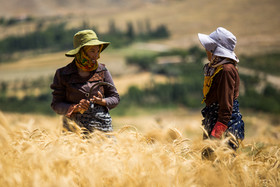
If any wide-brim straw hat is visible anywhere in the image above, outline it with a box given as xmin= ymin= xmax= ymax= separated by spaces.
xmin=65 ymin=30 xmax=110 ymax=57
xmin=198 ymin=27 xmax=239 ymax=62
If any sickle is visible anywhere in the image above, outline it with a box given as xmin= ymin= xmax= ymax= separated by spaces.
xmin=80 ymin=82 xmax=115 ymax=114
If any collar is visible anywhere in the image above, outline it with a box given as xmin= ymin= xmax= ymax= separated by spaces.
xmin=61 ymin=60 xmax=106 ymax=75
xmin=211 ymin=58 xmax=231 ymax=68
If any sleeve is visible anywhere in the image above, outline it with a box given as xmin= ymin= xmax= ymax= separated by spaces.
xmin=216 ymin=67 xmax=236 ymax=125
xmin=103 ymin=69 xmax=120 ymax=110
xmin=50 ymin=70 xmax=72 ymax=115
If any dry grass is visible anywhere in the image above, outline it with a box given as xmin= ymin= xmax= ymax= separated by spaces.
xmin=114 ymin=72 xmax=168 ymax=95
xmin=0 ymin=111 xmax=279 ymax=187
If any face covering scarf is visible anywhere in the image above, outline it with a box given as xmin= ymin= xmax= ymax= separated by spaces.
xmin=75 ymin=45 xmax=103 ymax=72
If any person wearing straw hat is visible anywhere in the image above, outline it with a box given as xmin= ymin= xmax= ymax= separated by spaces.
xmin=197 ymin=27 xmax=244 ymax=150
xmin=50 ymin=30 xmax=120 ymax=133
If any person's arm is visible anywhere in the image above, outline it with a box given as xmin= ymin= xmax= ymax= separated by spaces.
xmin=51 ymin=69 xmax=92 ymax=117
xmin=50 ymin=69 xmax=72 ymax=115
xmin=103 ymin=69 xmax=120 ymax=109
xmin=211 ymin=65 xmax=236 ymax=138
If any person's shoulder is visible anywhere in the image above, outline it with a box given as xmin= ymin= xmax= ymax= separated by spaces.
xmin=56 ymin=61 xmax=76 ymax=75
xmin=97 ymin=63 xmax=108 ymax=72
xmin=221 ymin=63 xmax=239 ymax=79
xmin=222 ymin=63 xmax=237 ymax=72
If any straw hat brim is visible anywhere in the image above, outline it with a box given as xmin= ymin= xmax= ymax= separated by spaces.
xmin=65 ymin=39 xmax=110 ymax=57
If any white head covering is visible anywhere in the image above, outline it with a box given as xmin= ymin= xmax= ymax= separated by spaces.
xmin=198 ymin=27 xmax=239 ymax=62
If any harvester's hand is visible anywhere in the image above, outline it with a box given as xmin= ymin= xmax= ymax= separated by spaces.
xmin=74 ymin=99 xmax=90 ymax=114
xmin=91 ymin=91 xmax=107 ymax=106
xmin=211 ymin=121 xmax=228 ymax=139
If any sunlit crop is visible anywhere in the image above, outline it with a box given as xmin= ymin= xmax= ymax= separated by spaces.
xmin=0 ymin=112 xmax=279 ymax=186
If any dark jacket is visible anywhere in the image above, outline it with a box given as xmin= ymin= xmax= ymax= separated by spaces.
xmin=205 ymin=63 xmax=240 ymax=125
xmin=50 ymin=60 xmax=120 ymax=115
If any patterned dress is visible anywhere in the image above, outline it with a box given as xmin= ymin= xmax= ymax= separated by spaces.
xmin=201 ymin=100 xmax=244 ymax=149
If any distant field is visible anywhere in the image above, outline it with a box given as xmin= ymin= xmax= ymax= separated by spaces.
xmin=0 ymin=48 xmax=168 ymax=97
xmin=0 ymin=47 xmax=136 ymax=79
xmin=0 ymin=0 xmax=279 ymax=55
xmin=1 ymin=0 xmax=280 ymax=83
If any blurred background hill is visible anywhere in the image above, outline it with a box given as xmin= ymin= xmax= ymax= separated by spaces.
xmin=0 ymin=0 xmax=279 ymax=53
xmin=0 ymin=0 xmax=280 ymax=123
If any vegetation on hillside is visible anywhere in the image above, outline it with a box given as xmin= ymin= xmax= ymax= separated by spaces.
xmin=0 ymin=15 xmax=34 ymax=26
xmin=0 ymin=47 xmax=279 ymax=115
xmin=0 ymin=20 xmax=169 ymax=62
xmin=239 ymin=53 xmax=280 ymax=76
xmin=0 ymin=17 xmax=279 ymax=115
xmin=0 ymin=76 xmax=54 ymax=115
xmin=117 ymin=47 xmax=280 ymax=115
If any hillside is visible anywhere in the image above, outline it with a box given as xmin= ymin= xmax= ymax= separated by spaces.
xmin=0 ymin=0 xmax=279 ymax=55
xmin=0 ymin=0 xmax=280 ymax=116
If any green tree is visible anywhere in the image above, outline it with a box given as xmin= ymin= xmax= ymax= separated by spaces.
xmin=126 ymin=21 xmax=135 ymax=40
xmin=108 ymin=19 xmax=118 ymax=34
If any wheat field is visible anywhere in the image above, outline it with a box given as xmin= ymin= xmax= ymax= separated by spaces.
xmin=0 ymin=111 xmax=279 ymax=187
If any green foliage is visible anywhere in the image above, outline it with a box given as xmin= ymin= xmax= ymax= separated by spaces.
xmin=238 ymin=73 xmax=280 ymax=113
xmin=0 ymin=22 xmax=80 ymax=62
xmin=0 ymin=94 xmax=54 ymax=115
xmin=239 ymin=53 xmax=280 ymax=76
xmin=0 ymin=16 xmax=34 ymax=26
xmin=126 ymin=21 xmax=135 ymax=40
xmin=188 ymin=46 xmax=206 ymax=63
xmin=239 ymin=74 xmax=260 ymax=87
xmin=122 ymin=48 xmax=280 ymax=114
xmin=121 ymin=47 xmax=205 ymax=111
xmin=149 ymin=24 xmax=170 ymax=39
xmin=126 ymin=54 xmax=157 ymax=70
xmin=0 ymin=41 xmax=279 ymax=115
xmin=103 ymin=20 xmax=170 ymax=48
xmin=0 ymin=76 xmax=55 ymax=115
xmin=0 ymin=19 xmax=170 ymax=62
xmin=120 ymin=63 xmax=204 ymax=110
xmin=239 ymin=82 xmax=280 ymax=113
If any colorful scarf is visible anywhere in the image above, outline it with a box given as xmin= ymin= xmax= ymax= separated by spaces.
xmin=204 ymin=56 xmax=229 ymax=76
xmin=75 ymin=45 xmax=103 ymax=72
